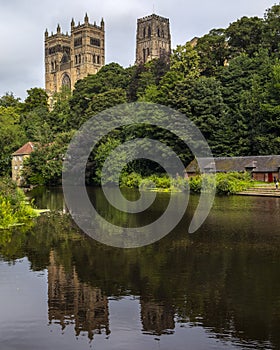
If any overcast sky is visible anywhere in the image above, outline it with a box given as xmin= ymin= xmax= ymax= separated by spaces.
xmin=0 ymin=0 xmax=276 ymax=100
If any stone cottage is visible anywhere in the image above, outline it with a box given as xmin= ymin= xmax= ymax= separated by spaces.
xmin=12 ymin=142 xmax=35 ymax=186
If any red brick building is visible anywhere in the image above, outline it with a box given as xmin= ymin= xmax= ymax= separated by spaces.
xmin=186 ymin=155 xmax=280 ymax=182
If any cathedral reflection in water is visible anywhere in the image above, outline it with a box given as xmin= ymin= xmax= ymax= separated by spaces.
xmin=47 ymin=250 xmax=175 ymax=340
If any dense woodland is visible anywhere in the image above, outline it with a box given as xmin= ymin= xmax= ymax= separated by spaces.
xmin=1 ymin=4 xmax=280 ymax=185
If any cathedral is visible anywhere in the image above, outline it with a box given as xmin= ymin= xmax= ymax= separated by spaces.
xmin=44 ymin=14 xmax=105 ymax=95
xmin=44 ymin=13 xmax=171 ymax=95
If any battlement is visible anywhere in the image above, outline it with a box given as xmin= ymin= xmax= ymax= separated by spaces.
xmin=135 ymin=13 xmax=171 ymax=64
xmin=137 ymin=14 xmax=169 ymax=24
xmin=45 ymin=14 xmax=104 ymax=40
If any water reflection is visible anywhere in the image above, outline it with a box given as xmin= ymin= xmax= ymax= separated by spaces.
xmin=0 ymin=188 xmax=280 ymax=349
xmin=48 ymin=250 xmax=110 ymax=340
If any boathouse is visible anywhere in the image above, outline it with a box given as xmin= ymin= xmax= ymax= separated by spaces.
xmin=185 ymin=155 xmax=280 ymax=182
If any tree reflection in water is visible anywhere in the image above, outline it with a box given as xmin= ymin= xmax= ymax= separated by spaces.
xmin=0 ymin=193 xmax=280 ymax=349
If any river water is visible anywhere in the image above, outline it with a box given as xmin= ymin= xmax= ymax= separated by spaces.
xmin=0 ymin=187 xmax=280 ymax=350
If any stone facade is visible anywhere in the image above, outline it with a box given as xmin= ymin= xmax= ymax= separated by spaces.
xmin=45 ymin=14 xmax=105 ymax=96
xmin=12 ymin=142 xmax=35 ymax=186
xmin=135 ymin=14 xmax=171 ymax=64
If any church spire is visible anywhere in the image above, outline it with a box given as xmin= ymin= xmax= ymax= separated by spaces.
xmin=84 ymin=13 xmax=89 ymax=24
xmin=71 ymin=18 xmax=75 ymax=30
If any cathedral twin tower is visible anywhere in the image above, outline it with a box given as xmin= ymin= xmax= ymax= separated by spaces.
xmin=45 ymin=13 xmax=171 ymax=95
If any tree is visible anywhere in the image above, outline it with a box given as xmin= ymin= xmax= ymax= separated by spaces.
xmin=259 ymin=63 xmax=280 ymax=154
xmin=69 ymin=63 xmax=130 ymax=128
xmin=195 ymin=28 xmax=229 ymax=76
xmin=170 ymin=42 xmax=200 ymax=79
xmin=226 ymin=17 xmax=264 ymax=57
xmin=23 ymin=88 xmax=49 ymax=113
xmin=24 ymin=131 xmax=75 ymax=185
xmin=0 ymin=92 xmax=22 ymax=108
xmin=48 ymin=86 xmax=72 ymax=133
xmin=263 ymin=4 xmax=280 ymax=54
xmin=0 ymin=106 xmax=26 ymax=175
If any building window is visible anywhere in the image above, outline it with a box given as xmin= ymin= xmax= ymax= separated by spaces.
xmin=61 ymin=52 xmax=70 ymax=64
xmin=148 ymin=26 xmax=151 ymax=38
xmin=97 ymin=55 xmax=100 ymax=64
xmin=143 ymin=27 xmax=146 ymax=38
xmin=147 ymin=48 xmax=150 ymax=56
xmin=90 ymin=37 xmax=101 ymax=47
xmin=62 ymin=74 xmax=71 ymax=89
xmin=74 ymin=37 xmax=82 ymax=47
xmin=157 ymin=28 xmax=160 ymax=37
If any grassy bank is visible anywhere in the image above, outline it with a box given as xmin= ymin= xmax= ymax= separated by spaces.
xmin=121 ymin=171 xmax=254 ymax=195
xmin=0 ymin=177 xmax=38 ymax=229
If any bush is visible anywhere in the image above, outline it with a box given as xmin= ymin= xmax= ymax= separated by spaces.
xmin=187 ymin=172 xmax=253 ymax=195
xmin=120 ymin=172 xmax=142 ymax=188
xmin=0 ymin=177 xmax=37 ymax=229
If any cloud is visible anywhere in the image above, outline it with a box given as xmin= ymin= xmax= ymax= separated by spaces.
xmin=0 ymin=0 xmax=275 ymax=99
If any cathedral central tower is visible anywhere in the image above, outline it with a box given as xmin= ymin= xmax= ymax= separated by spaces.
xmin=135 ymin=14 xmax=171 ymax=64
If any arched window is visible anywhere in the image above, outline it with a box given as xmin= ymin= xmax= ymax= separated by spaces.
xmin=143 ymin=27 xmax=146 ymax=38
xmin=51 ymin=62 xmax=54 ymax=71
xmin=157 ymin=28 xmax=160 ymax=37
xmin=148 ymin=26 xmax=151 ymax=37
xmin=97 ymin=55 xmax=100 ymax=65
xmin=62 ymin=74 xmax=71 ymax=89
xmin=61 ymin=52 xmax=70 ymax=64
xmin=147 ymin=48 xmax=150 ymax=56
xmin=143 ymin=48 xmax=146 ymax=61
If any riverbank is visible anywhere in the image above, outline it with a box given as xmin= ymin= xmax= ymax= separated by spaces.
xmin=237 ymin=184 xmax=280 ymax=197
xmin=0 ymin=177 xmax=38 ymax=229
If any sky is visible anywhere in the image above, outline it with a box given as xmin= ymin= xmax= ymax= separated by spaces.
xmin=0 ymin=0 xmax=276 ymax=100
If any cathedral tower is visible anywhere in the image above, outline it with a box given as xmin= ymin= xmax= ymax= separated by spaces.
xmin=45 ymin=14 xmax=105 ymax=95
xmin=135 ymin=14 xmax=171 ymax=64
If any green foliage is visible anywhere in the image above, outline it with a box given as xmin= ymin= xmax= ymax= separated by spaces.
xmin=1 ymin=3 xmax=280 ymax=186
xmin=121 ymin=173 xmax=188 ymax=192
xmin=120 ymin=172 xmax=143 ymax=188
xmin=170 ymin=43 xmax=200 ymax=79
xmin=23 ymin=88 xmax=49 ymax=113
xmin=0 ymin=106 xmax=27 ymax=175
xmin=187 ymin=172 xmax=253 ymax=195
xmin=226 ymin=17 xmax=264 ymax=57
xmin=23 ymin=131 xmax=75 ymax=185
xmin=0 ymin=177 xmax=37 ymax=229
xmin=195 ymin=28 xmax=228 ymax=76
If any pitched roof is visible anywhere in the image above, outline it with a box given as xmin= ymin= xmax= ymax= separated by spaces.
xmin=186 ymin=155 xmax=280 ymax=173
xmin=12 ymin=142 xmax=35 ymax=156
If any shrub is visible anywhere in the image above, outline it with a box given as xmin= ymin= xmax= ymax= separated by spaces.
xmin=0 ymin=177 xmax=37 ymax=229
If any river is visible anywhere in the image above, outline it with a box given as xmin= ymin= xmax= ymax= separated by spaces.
xmin=0 ymin=187 xmax=280 ymax=350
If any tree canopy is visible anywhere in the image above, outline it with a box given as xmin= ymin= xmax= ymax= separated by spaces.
xmin=1 ymin=3 xmax=280 ymax=184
